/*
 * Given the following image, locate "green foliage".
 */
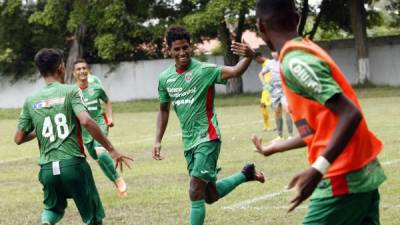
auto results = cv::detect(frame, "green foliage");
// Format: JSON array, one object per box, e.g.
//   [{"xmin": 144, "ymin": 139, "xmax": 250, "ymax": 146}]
[
  {"xmin": 0, "ymin": 0, "xmax": 195, "ymax": 78},
  {"xmin": 211, "ymin": 43, "xmax": 223, "ymax": 55},
  {"xmin": 387, "ymin": 0, "xmax": 400, "ymax": 25},
  {"xmin": 183, "ymin": 0, "xmax": 255, "ymax": 49}
]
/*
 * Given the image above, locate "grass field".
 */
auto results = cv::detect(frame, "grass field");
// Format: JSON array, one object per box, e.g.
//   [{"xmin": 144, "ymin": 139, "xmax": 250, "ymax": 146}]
[{"xmin": 1, "ymin": 87, "xmax": 400, "ymax": 225}]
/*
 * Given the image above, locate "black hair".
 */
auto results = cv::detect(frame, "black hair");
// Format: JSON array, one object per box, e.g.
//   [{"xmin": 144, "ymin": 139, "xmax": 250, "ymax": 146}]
[
  {"xmin": 256, "ymin": 0, "xmax": 299, "ymax": 32},
  {"xmin": 254, "ymin": 51, "xmax": 263, "ymax": 58},
  {"xmin": 34, "ymin": 48, "xmax": 64, "ymax": 77},
  {"xmin": 165, "ymin": 26, "xmax": 191, "ymax": 47}
]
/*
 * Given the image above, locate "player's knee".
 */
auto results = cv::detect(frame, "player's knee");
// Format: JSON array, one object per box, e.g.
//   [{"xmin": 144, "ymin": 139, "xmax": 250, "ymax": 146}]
[
  {"xmin": 204, "ymin": 194, "xmax": 218, "ymax": 204},
  {"xmin": 95, "ymin": 147, "xmax": 106, "ymax": 155},
  {"xmin": 189, "ymin": 186, "xmax": 204, "ymax": 201},
  {"xmin": 204, "ymin": 184, "xmax": 219, "ymax": 204}
]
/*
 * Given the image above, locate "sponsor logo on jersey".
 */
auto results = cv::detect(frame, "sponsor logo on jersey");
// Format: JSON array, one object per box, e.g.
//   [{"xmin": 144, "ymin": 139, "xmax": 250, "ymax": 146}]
[
  {"xmin": 33, "ymin": 97, "xmax": 65, "ymax": 109},
  {"xmin": 88, "ymin": 88, "xmax": 95, "ymax": 95},
  {"xmin": 166, "ymin": 78, "xmax": 177, "ymax": 83},
  {"xmin": 185, "ymin": 72, "xmax": 193, "ymax": 83},
  {"xmin": 173, "ymin": 98, "xmax": 194, "ymax": 106},
  {"xmin": 288, "ymin": 58, "xmax": 322, "ymax": 94},
  {"xmin": 202, "ymin": 63, "xmax": 217, "ymax": 68}
]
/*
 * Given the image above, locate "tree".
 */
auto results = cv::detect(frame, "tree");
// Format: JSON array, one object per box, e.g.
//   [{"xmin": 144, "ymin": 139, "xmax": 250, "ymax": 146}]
[
  {"xmin": 303, "ymin": 0, "xmax": 385, "ymax": 84},
  {"xmin": 387, "ymin": 0, "xmax": 400, "ymax": 25},
  {"xmin": 0, "ymin": 0, "xmax": 67, "ymax": 79},
  {"xmin": 350, "ymin": 0, "xmax": 370, "ymax": 84},
  {"xmin": 184, "ymin": 0, "xmax": 256, "ymax": 94},
  {"xmin": 1, "ymin": 0, "xmax": 193, "ymax": 80}
]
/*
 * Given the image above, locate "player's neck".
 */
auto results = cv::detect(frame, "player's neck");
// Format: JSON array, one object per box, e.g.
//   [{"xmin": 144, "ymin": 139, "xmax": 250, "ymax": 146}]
[
  {"xmin": 44, "ymin": 74, "xmax": 64, "ymax": 84},
  {"xmin": 77, "ymin": 80, "xmax": 88, "ymax": 89},
  {"xmin": 175, "ymin": 59, "xmax": 191, "ymax": 74},
  {"xmin": 270, "ymin": 31, "xmax": 300, "ymax": 53}
]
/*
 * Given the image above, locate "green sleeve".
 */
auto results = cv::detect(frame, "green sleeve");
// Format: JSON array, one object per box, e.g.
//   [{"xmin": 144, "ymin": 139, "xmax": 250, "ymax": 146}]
[
  {"xmin": 99, "ymin": 87, "xmax": 109, "ymax": 103},
  {"xmin": 158, "ymin": 75, "xmax": 170, "ymax": 103},
  {"xmin": 281, "ymin": 50, "xmax": 342, "ymax": 104},
  {"xmin": 17, "ymin": 100, "xmax": 34, "ymax": 132},
  {"xmin": 71, "ymin": 87, "xmax": 88, "ymax": 115},
  {"xmin": 202, "ymin": 64, "xmax": 225, "ymax": 85}
]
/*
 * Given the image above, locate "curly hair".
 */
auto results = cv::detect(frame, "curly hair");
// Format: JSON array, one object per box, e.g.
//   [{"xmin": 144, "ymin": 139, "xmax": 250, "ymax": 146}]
[{"xmin": 165, "ymin": 25, "xmax": 191, "ymax": 47}]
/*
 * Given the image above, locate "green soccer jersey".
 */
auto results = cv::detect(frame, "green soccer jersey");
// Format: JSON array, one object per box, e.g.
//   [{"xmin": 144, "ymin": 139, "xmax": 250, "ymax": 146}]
[
  {"xmin": 88, "ymin": 74, "xmax": 103, "ymax": 86},
  {"xmin": 281, "ymin": 37, "xmax": 386, "ymax": 197},
  {"xmin": 17, "ymin": 82, "xmax": 88, "ymax": 165},
  {"xmin": 79, "ymin": 82, "xmax": 109, "ymax": 144},
  {"xmin": 158, "ymin": 59, "xmax": 225, "ymax": 150}
]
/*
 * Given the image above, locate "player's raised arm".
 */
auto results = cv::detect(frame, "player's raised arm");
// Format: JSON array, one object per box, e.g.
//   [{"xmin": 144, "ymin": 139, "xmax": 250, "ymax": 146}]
[
  {"xmin": 77, "ymin": 111, "xmax": 133, "ymax": 172},
  {"xmin": 220, "ymin": 42, "xmax": 255, "ymax": 80},
  {"xmin": 153, "ymin": 102, "xmax": 171, "ymax": 160}
]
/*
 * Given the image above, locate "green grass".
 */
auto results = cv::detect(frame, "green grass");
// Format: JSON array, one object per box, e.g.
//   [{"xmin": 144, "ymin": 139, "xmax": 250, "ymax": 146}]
[
  {"xmin": 1, "ymin": 88, "xmax": 400, "ymax": 224},
  {"xmin": 2, "ymin": 86, "xmax": 400, "ymax": 120}
]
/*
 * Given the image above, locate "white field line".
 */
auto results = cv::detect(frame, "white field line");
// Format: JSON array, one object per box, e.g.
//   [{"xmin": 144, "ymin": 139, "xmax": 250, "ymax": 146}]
[
  {"xmin": 381, "ymin": 159, "xmax": 400, "ymax": 165},
  {"xmin": 223, "ymin": 188, "xmax": 293, "ymax": 210},
  {"xmin": 222, "ymin": 159, "xmax": 400, "ymax": 210}
]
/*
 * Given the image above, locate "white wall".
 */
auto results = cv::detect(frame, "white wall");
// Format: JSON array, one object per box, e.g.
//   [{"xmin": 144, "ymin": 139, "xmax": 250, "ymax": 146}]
[{"xmin": 1, "ymin": 36, "xmax": 400, "ymax": 108}]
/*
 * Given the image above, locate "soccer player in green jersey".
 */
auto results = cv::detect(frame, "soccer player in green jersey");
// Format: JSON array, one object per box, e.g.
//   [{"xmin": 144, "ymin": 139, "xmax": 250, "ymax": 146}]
[
  {"xmin": 14, "ymin": 48, "xmax": 132, "ymax": 225},
  {"xmin": 252, "ymin": 0, "xmax": 385, "ymax": 224},
  {"xmin": 153, "ymin": 26, "xmax": 265, "ymax": 225},
  {"xmin": 73, "ymin": 58, "xmax": 127, "ymax": 197}
]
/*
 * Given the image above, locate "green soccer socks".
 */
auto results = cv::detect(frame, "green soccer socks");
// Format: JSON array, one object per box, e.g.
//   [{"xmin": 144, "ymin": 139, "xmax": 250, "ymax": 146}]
[
  {"xmin": 41, "ymin": 209, "xmax": 64, "ymax": 225},
  {"xmin": 190, "ymin": 200, "xmax": 206, "ymax": 225},
  {"xmin": 216, "ymin": 172, "xmax": 247, "ymax": 199},
  {"xmin": 97, "ymin": 151, "xmax": 119, "ymax": 182}
]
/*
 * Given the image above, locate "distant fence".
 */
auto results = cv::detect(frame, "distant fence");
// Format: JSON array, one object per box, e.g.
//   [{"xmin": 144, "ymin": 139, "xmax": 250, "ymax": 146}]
[{"xmin": 1, "ymin": 35, "xmax": 399, "ymax": 108}]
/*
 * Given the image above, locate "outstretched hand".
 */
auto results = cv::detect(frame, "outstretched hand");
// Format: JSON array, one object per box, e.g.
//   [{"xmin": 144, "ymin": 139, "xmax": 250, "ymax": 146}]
[
  {"xmin": 231, "ymin": 41, "xmax": 255, "ymax": 58},
  {"xmin": 287, "ymin": 167, "xmax": 322, "ymax": 212},
  {"xmin": 251, "ymin": 135, "xmax": 279, "ymax": 156},
  {"xmin": 109, "ymin": 149, "xmax": 134, "ymax": 173}
]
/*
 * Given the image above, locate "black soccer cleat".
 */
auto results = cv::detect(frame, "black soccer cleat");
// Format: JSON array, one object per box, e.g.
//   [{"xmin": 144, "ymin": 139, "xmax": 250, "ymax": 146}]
[{"xmin": 241, "ymin": 163, "xmax": 265, "ymax": 183}]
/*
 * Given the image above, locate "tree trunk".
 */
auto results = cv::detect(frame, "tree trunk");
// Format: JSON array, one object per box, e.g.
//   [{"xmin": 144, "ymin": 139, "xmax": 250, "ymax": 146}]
[
  {"xmin": 65, "ymin": 24, "xmax": 87, "ymax": 84},
  {"xmin": 350, "ymin": 0, "xmax": 370, "ymax": 84},
  {"xmin": 298, "ymin": 0, "xmax": 309, "ymax": 36},
  {"xmin": 223, "ymin": 3, "xmax": 247, "ymax": 95}
]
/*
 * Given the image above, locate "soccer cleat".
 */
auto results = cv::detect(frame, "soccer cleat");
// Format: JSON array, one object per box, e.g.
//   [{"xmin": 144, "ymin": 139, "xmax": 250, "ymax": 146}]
[
  {"xmin": 241, "ymin": 163, "xmax": 265, "ymax": 183},
  {"xmin": 114, "ymin": 177, "xmax": 128, "ymax": 197}
]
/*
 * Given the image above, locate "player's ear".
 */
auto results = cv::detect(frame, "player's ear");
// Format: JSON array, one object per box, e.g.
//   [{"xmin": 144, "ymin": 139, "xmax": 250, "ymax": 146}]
[{"xmin": 57, "ymin": 63, "xmax": 65, "ymax": 77}]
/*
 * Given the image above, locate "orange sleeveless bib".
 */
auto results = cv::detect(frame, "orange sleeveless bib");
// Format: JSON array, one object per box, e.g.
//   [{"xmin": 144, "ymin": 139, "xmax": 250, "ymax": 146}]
[{"xmin": 279, "ymin": 38, "xmax": 382, "ymax": 178}]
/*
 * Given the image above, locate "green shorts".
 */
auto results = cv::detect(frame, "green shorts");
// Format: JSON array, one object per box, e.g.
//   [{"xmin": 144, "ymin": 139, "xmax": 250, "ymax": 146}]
[
  {"xmin": 303, "ymin": 189, "xmax": 380, "ymax": 225},
  {"xmin": 39, "ymin": 157, "xmax": 105, "ymax": 225},
  {"xmin": 184, "ymin": 140, "xmax": 221, "ymax": 183}
]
